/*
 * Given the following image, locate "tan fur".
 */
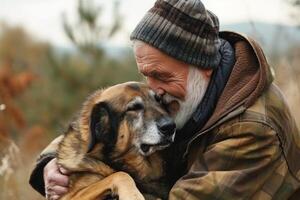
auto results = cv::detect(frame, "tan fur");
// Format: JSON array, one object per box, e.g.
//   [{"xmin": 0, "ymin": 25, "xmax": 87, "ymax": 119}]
[{"xmin": 56, "ymin": 82, "xmax": 172, "ymax": 200}]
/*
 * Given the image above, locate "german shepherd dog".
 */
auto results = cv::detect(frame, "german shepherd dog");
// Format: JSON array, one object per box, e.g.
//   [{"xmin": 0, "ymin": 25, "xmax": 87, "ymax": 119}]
[{"xmin": 56, "ymin": 82, "xmax": 176, "ymax": 200}]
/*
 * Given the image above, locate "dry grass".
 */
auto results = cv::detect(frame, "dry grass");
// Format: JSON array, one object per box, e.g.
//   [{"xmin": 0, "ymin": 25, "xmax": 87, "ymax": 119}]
[{"xmin": 0, "ymin": 129, "xmax": 50, "ymax": 199}]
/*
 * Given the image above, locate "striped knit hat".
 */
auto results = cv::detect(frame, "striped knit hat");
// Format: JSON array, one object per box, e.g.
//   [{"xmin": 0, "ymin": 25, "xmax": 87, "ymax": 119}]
[{"xmin": 130, "ymin": 0, "xmax": 221, "ymax": 69}]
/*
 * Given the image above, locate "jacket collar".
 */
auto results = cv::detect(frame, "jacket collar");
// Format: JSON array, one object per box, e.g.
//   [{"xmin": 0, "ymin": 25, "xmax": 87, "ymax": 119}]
[
  {"xmin": 202, "ymin": 31, "xmax": 274, "ymax": 131},
  {"xmin": 175, "ymin": 38, "xmax": 235, "ymax": 143},
  {"xmin": 182, "ymin": 31, "xmax": 274, "ymax": 156}
]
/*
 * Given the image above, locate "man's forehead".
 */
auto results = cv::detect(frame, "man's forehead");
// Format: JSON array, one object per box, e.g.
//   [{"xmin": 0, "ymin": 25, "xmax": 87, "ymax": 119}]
[{"xmin": 134, "ymin": 41, "xmax": 163, "ymax": 56}]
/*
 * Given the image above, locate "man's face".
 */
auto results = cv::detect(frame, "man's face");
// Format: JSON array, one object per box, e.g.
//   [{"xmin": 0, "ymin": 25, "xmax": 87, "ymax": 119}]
[
  {"xmin": 134, "ymin": 42, "xmax": 211, "ymax": 129},
  {"xmin": 134, "ymin": 42, "xmax": 189, "ymax": 101}
]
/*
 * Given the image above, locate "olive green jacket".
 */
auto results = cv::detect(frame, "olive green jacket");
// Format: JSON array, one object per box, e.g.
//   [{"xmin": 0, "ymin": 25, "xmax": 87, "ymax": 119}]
[
  {"xmin": 168, "ymin": 32, "xmax": 300, "ymax": 200},
  {"xmin": 29, "ymin": 32, "xmax": 300, "ymax": 199}
]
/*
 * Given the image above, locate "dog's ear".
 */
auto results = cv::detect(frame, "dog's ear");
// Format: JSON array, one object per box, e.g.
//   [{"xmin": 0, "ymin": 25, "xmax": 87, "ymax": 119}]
[{"xmin": 87, "ymin": 102, "xmax": 111, "ymax": 153}]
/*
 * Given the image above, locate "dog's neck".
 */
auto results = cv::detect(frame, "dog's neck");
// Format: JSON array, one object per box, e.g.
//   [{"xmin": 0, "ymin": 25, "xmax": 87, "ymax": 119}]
[
  {"xmin": 104, "ymin": 147, "xmax": 165, "ymax": 181},
  {"xmin": 105, "ymin": 150, "xmax": 169, "ymax": 198}
]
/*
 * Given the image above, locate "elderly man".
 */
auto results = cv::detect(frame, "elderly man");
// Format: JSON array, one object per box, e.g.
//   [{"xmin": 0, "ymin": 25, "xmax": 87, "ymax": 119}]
[{"xmin": 30, "ymin": 0, "xmax": 300, "ymax": 199}]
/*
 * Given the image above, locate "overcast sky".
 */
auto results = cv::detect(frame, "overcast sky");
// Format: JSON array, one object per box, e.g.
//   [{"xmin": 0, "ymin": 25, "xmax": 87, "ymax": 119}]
[{"xmin": 0, "ymin": 0, "xmax": 295, "ymax": 46}]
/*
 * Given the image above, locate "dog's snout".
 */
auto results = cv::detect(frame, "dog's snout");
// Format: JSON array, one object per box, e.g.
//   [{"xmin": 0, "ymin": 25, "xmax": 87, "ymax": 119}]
[{"xmin": 157, "ymin": 117, "xmax": 176, "ymax": 136}]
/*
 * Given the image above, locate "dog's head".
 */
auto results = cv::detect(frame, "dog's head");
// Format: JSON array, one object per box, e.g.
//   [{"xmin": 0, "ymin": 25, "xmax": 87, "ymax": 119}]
[{"xmin": 79, "ymin": 82, "xmax": 176, "ymax": 157}]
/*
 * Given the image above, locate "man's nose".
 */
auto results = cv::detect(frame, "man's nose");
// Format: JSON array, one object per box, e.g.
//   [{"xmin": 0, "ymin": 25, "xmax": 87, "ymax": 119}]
[
  {"xmin": 154, "ymin": 89, "xmax": 165, "ymax": 103},
  {"xmin": 146, "ymin": 78, "xmax": 165, "ymax": 95},
  {"xmin": 156, "ymin": 88, "xmax": 165, "ymax": 96}
]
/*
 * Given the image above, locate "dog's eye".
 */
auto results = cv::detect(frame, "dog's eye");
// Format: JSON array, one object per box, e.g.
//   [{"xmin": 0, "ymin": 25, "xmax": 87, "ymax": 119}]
[{"xmin": 127, "ymin": 103, "xmax": 144, "ymax": 112}]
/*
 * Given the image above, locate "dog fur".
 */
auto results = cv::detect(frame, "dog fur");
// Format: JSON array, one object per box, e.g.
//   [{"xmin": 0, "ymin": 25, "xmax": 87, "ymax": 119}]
[{"xmin": 56, "ymin": 82, "xmax": 175, "ymax": 200}]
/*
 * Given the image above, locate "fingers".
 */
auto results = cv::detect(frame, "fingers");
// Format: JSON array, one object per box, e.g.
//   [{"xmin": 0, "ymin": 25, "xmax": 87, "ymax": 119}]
[
  {"xmin": 47, "ymin": 172, "xmax": 69, "ymax": 187},
  {"xmin": 51, "ymin": 195, "xmax": 60, "ymax": 200},
  {"xmin": 45, "ymin": 183, "xmax": 69, "ymax": 200},
  {"xmin": 44, "ymin": 158, "xmax": 59, "ymax": 180},
  {"xmin": 44, "ymin": 158, "xmax": 69, "ymax": 186},
  {"xmin": 46, "ymin": 194, "xmax": 60, "ymax": 200},
  {"xmin": 44, "ymin": 158, "xmax": 69, "ymax": 199},
  {"xmin": 47, "ymin": 185, "xmax": 69, "ymax": 196},
  {"xmin": 58, "ymin": 165, "xmax": 71, "ymax": 175}
]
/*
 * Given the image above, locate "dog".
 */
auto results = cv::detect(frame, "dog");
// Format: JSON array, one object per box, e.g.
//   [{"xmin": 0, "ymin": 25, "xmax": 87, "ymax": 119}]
[{"xmin": 56, "ymin": 82, "xmax": 176, "ymax": 200}]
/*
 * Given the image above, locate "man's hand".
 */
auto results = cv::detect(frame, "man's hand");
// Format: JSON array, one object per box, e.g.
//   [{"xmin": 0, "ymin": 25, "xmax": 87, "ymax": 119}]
[{"xmin": 44, "ymin": 158, "xmax": 69, "ymax": 200}]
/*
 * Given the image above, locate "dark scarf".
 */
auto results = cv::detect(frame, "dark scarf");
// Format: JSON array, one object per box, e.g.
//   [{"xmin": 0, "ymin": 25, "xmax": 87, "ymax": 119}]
[{"xmin": 174, "ymin": 38, "xmax": 236, "ymax": 143}]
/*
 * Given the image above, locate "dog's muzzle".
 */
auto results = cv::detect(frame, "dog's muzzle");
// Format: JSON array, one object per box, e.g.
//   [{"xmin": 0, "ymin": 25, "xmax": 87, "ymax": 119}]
[
  {"xmin": 140, "ymin": 117, "xmax": 176, "ymax": 155},
  {"xmin": 157, "ymin": 117, "xmax": 176, "ymax": 137}
]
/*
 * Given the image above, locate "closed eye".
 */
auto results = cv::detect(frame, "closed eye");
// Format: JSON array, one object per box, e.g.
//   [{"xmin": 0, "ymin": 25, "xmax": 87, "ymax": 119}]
[{"xmin": 127, "ymin": 103, "xmax": 144, "ymax": 112}]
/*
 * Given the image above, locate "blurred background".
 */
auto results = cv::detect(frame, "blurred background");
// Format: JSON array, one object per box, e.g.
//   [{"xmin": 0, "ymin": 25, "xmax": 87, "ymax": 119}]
[{"xmin": 0, "ymin": 0, "xmax": 299, "ymax": 199}]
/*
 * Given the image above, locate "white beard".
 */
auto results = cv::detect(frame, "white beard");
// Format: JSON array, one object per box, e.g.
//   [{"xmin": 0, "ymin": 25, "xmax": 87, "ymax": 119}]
[{"xmin": 162, "ymin": 66, "xmax": 210, "ymax": 129}]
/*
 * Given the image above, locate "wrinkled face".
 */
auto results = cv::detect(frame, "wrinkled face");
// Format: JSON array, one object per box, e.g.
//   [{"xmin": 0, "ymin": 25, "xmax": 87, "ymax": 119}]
[
  {"xmin": 85, "ymin": 82, "xmax": 176, "ymax": 157},
  {"xmin": 134, "ymin": 41, "xmax": 189, "ymax": 101},
  {"xmin": 134, "ymin": 41, "xmax": 211, "ymax": 129}
]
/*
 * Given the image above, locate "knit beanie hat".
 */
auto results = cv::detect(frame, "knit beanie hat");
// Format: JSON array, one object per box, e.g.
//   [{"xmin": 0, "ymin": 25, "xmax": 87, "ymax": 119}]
[{"xmin": 130, "ymin": 0, "xmax": 221, "ymax": 69}]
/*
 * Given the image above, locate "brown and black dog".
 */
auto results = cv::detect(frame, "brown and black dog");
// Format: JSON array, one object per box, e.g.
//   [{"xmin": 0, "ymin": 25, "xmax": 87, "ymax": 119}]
[{"xmin": 56, "ymin": 82, "xmax": 176, "ymax": 200}]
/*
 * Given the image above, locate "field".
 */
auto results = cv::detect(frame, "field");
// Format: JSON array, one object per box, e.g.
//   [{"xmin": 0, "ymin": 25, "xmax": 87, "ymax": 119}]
[{"xmin": 1, "ymin": 1, "xmax": 300, "ymax": 198}]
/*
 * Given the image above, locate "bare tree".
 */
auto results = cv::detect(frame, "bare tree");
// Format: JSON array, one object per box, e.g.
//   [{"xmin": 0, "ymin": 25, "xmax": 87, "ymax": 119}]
[
  {"xmin": 63, "ymin": 0, "xmax": 122, "ymax": 61},
  {"xmin": 288, "ymin": 0, "xmax": 300, "ymax": 26}
]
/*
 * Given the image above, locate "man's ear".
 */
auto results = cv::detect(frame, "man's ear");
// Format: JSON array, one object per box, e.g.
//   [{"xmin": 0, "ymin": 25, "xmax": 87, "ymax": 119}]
[
  {"xmin": 204, "ymin": 69, "xmax": 213, "ymax": 78},
  {"xmin": 87, "ymin": 102, "xmax": 111, "ymax": 153},
  {"xmin": 199, "ymin": 68, "xmax": 213, "ymax": 79}
]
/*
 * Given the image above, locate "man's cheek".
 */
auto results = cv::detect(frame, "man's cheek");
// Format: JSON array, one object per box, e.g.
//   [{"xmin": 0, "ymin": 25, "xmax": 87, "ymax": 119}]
[
  {"xmin": 168, "ymin": 87, "xmax": 185, "ymax": 100},
  {"xmin": 167, "ymin": 100, "xmax": 180, "ymax": 117},
  {"xmin": 146, "ymin": 78, "xmax": 158, "ymax": 90}
]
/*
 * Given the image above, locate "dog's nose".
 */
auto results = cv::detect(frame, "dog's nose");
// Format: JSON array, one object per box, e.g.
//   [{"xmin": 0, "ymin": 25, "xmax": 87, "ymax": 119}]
[{"xmin": 157, "ymin": 117, "xmax": 176, "ymax": 136}]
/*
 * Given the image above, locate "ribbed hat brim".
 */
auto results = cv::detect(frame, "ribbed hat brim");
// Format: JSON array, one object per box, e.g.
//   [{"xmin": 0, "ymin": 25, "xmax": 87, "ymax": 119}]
[{"xmin": 130, "ymin": 0, "xmax": 221, "ymax": 69}]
